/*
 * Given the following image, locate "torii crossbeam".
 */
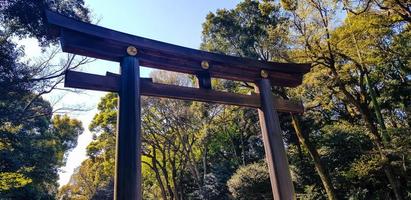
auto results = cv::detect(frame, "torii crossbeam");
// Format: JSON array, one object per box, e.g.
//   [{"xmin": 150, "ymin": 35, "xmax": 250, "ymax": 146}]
[{"xmin": 46, "ymin": 10, "xmax": 311, "ymax": 200}]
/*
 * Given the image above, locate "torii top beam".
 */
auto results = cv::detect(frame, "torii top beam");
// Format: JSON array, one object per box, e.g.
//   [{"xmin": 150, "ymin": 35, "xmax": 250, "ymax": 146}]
[{"xmin": 45, "ymin": 10, "xmax": 311, "ymax": 87}]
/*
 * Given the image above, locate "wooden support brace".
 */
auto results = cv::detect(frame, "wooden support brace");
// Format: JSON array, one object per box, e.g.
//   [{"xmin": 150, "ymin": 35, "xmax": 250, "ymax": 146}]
[
  {"xmin": 64, "ymin": 70, "xmax": 304, "ymax": 113},
  {"xmin": 196, "ymin": 72, "xmax": 212, "ymax": 89}
]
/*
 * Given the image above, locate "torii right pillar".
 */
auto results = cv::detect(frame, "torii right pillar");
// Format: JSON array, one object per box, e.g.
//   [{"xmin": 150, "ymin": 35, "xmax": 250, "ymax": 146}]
[{"xmin": 256, "ymin": 77, "xmax": 295, "ymax": 200}]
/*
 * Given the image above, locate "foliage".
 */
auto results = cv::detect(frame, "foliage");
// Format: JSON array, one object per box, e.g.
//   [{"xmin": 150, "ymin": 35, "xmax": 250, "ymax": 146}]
[
  {"xmin": 1, "ymin": 0, "xmax": 89, "ymax": 45},
  {"xmin": 0, "ymin": 111, "xmax": 83, "ymax": 198},
  {"xmin": 0, "ymin": 0, "xmax": 89, "ymax": 198},
  {"xmin": 227, "ymin": 162, "xmax": 272, "ymax": 200},
  {"xmin": 0, "ymin": 172, "xmax": 32, "ymax": 191},
  {"xmin": 201, "ymin": 0, "xmax": 289, "ymax": 61},
  {"xmin": 0, "ymin": 38, "xmax": 85, "ymax": 198}
]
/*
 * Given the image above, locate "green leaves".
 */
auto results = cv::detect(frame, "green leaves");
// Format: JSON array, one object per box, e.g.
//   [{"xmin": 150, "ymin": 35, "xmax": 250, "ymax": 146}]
[
  {"xmin": 52, "ymin": 115, "xmax": 83, "ymax": 153},
  {"xmin": 0, "ymin": 172, "xmax": 32, "ymax": 191},
  {"xmin": 1, "ymin": 0, "xmax": 90, "ymax": 46},
  {"xmin": 201, "ymin": 0, "xmax": 285, "ymax": 61},
  {"xmin": 227, "ymin": 162, "xmax": 272, "ymax": 200}
]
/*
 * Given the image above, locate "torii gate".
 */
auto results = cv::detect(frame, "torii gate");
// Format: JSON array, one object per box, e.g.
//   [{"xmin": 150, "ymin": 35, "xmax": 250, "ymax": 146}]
[{"xmin": 46, "ymin": 10, "xmax": 310, "ymax": 200}]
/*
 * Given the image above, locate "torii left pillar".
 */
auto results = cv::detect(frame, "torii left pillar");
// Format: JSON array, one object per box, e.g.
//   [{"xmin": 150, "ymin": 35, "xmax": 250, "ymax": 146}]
[{"xmin": 114, "ymin": 46, "xmax": 141, "ymax": 200}]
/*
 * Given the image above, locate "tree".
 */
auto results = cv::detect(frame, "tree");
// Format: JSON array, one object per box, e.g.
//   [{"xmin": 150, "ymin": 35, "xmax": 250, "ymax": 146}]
[
  {"xmin": 0, "ymin": 111, "xmax": 83, "ymax": 199},
  {"xmin": 341, "ymin": 0, "xmax": 411, "ymax": 23},
  {"xmin": 0, "ymin": 0, "xmax": 89, "ymax": 198},
  {"xmin": 58, "ymin": 92, "xmax": 117, "ymax": 199},
  {"xmin": 0, "ymin": 35, "xmax": 87, "ymax": 199},
  {"xmin": 58, "ymin": 159, "xmax": 113, "ymax": 200},
  {"xmin": 1, "ymin": 0, "xmax": 89, "ymax": 45},
  {"xmin": 285, "ymin": 0, "xmax": 410, "ymax": 198}
]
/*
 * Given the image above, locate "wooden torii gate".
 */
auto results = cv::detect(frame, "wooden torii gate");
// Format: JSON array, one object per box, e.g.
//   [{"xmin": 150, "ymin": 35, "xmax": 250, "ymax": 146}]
[{"xmin": 46, "ymin": 10, "xmax": 311, "ymax": 200}]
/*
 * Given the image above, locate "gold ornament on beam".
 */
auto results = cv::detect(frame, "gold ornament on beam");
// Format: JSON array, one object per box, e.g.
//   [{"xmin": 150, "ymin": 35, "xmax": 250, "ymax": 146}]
[
  {"xmin": 201, "ymin": 61, "xmax": 210, "ymax": 70},
  {"xmin": 126, "ymin": 46, "xmax": 138, "ymax": 56},
  {"xmin": 260, "ymin": 70, "xmax": 269, "ymax": 78}
]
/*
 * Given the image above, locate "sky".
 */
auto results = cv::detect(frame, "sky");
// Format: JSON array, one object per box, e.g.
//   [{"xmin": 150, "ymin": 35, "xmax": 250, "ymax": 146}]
[{"xmin": 22, "ymin": 0, "xmax": 242, "ymax": 187}]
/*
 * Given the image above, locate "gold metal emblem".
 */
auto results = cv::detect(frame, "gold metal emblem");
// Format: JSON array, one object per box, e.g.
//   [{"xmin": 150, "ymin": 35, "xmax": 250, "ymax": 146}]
[
  {"xmin": 260, "ymin": 70, "xmax": 269, "ymax": 78},
  {"xmin": 126, "ymin": 46, "xmax": 138, "ymax": 56},
  {"xmin": 201, "ymin": 61, "xmax": 210, "ymax": 70}
]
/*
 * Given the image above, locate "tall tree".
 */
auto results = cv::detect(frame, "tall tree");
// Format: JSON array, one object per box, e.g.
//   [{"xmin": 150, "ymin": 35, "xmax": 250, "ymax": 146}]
[
  {"xmin": 0, "ymin": 0, "xmax": 90, "ymax": 198},
  {"xmin": 285, "ymin": 0, "xmax": 410, "ymax": 198},
  {"xmin": 0, "ymin": 112, "xmax": 83, "ymax": 198}
]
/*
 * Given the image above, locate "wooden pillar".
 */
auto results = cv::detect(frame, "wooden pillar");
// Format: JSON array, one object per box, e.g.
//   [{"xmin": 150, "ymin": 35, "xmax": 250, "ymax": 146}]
[
  {"xmin": 115, "ymin": 56, "xmax": 141, "ymax": 200},
  {"xmin": 256, "ymin": 78, "xmax": 295, "ymax": 200}
]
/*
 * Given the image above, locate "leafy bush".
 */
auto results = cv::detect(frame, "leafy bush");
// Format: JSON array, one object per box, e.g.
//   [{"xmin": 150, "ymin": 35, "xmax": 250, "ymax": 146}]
[{"xmin": 227, "ymin": 162, "xmax": 272, "ymax": 200}]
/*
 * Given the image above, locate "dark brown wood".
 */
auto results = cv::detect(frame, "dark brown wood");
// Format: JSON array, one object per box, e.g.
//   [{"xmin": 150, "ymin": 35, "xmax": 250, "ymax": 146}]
[
  {"xmin": 59, "ymin": 28, "xmax": 302, "ymax": 87},
  {"xmin": 64, "ymin": 71, "xmax": 118, "ymax": 92},
  {"xmin": 115, "ymin": 56, "xmax": 141, "ymax": 200},
  {"xmin": 256, "ymin": 79, "xmax": 295, "ymax": 200},
  {"xmin": 46, "ymin": 10, "xmax": 311, "ymax": 87},
  {"xmin": 196, "ymin": 72, "xmax": 212, "ymax": 89},
  {"xmin": 64, "ymin": 70, "xmax": 304, "ymax": 113}
]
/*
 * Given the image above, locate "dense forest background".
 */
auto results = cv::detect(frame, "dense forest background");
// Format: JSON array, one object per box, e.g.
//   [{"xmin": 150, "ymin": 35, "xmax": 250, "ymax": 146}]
[{"xmin": 0, "ymin": 0, "xmax": 410, "ymax": 199}]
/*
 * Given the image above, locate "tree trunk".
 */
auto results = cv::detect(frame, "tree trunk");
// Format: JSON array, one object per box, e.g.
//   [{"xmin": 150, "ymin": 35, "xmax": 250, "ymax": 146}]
[
  {"xmin": 364, "ymin": 73, "xmax": 390, "ymax": 143},
  {"xmin": 203, "ymin": 143, "xmax": 208, "ymax": 180},
  {"xmin": 151, "ymin": 150, "xmax": 168, "ymax": 200},
  {"xmin": 275, "ymin": 88, "xmax": 338, "ymax": 200},
  {"xmin": 360, "ymin": 109, "xmax": 403, "ymax": 200},
  {"xmin": 348, "ymin": 19, "xmax": 390, "ymax": 144},
  {"xmin": 291, "ymin": 114, "xmax": 339, "ymax": 200}
]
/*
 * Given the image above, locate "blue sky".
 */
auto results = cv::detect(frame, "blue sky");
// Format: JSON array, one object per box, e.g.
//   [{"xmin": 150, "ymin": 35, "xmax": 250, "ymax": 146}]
[
  {"xmin": 87, "ymin": 0, "xmax": 240, "ymax": 47},
  {"xmin": 47, "ymin": 0, "xmax": 241, "ymax": 186}
]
